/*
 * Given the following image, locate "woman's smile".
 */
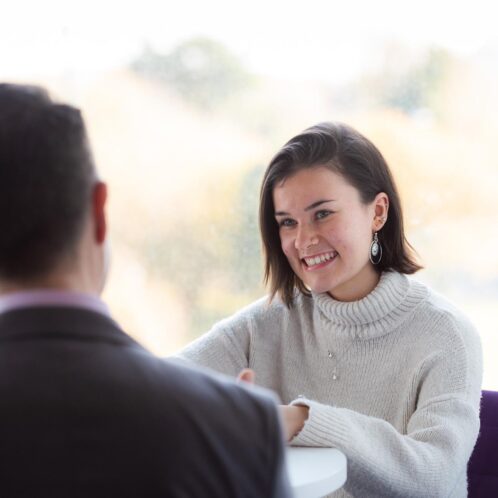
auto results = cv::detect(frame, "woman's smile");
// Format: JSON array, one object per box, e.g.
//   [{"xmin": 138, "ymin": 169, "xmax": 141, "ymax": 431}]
[{"xmin": 302, "ymin": 250, "xmax": 338, "ymax": 270}]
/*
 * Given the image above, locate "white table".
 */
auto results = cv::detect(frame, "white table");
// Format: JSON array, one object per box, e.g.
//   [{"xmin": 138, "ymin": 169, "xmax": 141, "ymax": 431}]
[{"xmin": 286, "ymin": 447, "xmax": 347, "ymax": 498}]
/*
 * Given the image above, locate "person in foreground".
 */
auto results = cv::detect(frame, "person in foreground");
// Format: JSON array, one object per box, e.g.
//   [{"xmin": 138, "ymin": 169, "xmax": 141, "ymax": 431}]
[
  {"xmin": 0, "ymin": 83, "xmax": 291, "ymax": 498},
  {"xmin": 178, "ymin": 122, "xmax": 483, "ymax": 497}
]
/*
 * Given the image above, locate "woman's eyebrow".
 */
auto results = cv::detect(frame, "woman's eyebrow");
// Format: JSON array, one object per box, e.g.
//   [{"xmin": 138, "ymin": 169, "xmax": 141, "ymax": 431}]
[
  {"xmin": 275, "ymin": 199, "xmax": 335, "ymax": 217},
  {"xmin": 305, "ymin": 199, "xmax": 336, "ymax": 211}
]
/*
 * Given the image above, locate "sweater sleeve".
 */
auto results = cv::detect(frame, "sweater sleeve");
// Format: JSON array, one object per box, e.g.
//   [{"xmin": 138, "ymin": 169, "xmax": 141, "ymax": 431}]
[
  {"xmin": 174, "ymin": 313, "xmax": 252, "ymax": 378},
  {"xmin": 289, "ymin": 320, "xmax": 483, "ymax": 497}
]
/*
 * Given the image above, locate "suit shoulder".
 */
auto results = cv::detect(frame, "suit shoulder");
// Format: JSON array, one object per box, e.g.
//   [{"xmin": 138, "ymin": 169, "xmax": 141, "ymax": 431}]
[{"xmin": 142, "ymin": 353, "xmax": 277, "ymax": 412}]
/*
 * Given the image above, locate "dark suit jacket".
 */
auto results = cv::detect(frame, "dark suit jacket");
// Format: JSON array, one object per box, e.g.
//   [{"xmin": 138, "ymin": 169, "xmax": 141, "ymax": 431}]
[{"xmin": 0, "ymin": 306, "xmax": 291, "ymax": 498}]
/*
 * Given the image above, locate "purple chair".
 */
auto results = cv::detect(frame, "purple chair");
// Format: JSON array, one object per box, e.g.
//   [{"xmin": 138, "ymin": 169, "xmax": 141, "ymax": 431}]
[{"xmin": 468, "ymin": 390, "xmax": 498, "ymax": 497}]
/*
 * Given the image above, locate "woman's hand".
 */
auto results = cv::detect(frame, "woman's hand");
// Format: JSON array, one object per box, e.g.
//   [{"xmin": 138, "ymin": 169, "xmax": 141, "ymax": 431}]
[
  {"xmin": 279, "ymin": 404, "xmax": 309, "ymax": 442},
  {"xmin": 237, "ymin": 368, "xmax": 256, "ymax": 384}
]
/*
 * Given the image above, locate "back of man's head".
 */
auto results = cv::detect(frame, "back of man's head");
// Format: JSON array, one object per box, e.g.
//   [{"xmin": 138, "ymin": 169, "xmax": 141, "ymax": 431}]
[{"xmin": 0, "ymin": 84, "xmax": 96, "ymax": 282}]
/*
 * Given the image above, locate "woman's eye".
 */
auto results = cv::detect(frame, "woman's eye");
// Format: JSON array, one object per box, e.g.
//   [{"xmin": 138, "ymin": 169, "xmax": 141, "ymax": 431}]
[
  {"xmin": 315, "ymin": 210, "xmax": 332, "ymax": 220},
  {"xmin": 279, "ymin": 218, "xmax": 296, "ymax": 227}
]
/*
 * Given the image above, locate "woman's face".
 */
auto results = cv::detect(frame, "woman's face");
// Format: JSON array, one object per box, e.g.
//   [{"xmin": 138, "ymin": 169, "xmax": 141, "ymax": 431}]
[{"xmin": 272, "ymin": 166, "xmax": 387, "ymax": 301}]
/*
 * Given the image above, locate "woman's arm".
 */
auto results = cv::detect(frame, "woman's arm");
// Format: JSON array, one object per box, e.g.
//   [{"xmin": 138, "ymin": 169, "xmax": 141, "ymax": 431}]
[
  {"xmin": 290, "ymin": 394, "xmax": 478, "ymax": 497},
  {"xmin": 175, "ymin": 313, "xmax": 252, "ymax": 377},
  {"xmin": 285, "ymin": 329, "xmax": 483, "ymax": 498}
]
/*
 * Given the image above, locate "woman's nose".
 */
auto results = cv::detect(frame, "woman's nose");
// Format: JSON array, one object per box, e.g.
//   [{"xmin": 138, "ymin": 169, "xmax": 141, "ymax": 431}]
[{"xmin": 294, "ymin": 224, "xmax": 319, "ymax": 252}]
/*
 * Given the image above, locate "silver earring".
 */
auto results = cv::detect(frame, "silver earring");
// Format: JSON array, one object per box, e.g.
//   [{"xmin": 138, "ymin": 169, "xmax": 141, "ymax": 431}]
[{"xmin": 369, "ymin": 232, "xmax": 382, "ymax": 265}]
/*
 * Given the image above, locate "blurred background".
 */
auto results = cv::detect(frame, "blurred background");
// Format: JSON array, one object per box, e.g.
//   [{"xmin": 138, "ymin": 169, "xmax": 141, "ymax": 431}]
[{"xmin": 2, "ymin": 0, "xmax": 497, "ymax": 388}]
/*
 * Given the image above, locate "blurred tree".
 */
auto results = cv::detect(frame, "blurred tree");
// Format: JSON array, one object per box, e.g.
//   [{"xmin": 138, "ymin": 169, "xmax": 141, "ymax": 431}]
[
  {"xmin": 338, "ymin": 45, "xmax": 453, "ymax": 118},
  {"xmin": 140, "ymin": 164, "xmax": 266, "ymax": 338},
  {"xmin": 227, "ymin": 165, "xmax": 265, "ymax": 292},
  {"xmin": 132, "ymin": 37, "xmax": 253, "ymax": 110},
  {"xmin": 383, "ymin": 47, "xmax": 452, "ymax": 114},
  {"xmin": 142, "ymin": 220, "xmax": 226, "ymax": 338}
]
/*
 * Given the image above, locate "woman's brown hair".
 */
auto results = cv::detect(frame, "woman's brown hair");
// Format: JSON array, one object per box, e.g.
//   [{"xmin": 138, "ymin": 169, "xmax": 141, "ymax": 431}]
[{"xmin": 259, "ymin": 122, "xmax": 422, "ymax": 307}]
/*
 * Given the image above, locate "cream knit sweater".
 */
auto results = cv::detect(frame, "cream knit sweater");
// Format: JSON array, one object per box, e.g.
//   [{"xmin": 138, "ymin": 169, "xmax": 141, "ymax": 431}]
[{"xmin": 177, "ymin": 271, "xmax": 482, "ymax": 497}]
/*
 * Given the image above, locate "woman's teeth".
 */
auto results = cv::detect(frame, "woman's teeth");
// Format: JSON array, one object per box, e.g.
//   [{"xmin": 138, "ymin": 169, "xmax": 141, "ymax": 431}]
[{"xmin": 304, "ymin": 251, "xmax": 336, "ymax": 267}]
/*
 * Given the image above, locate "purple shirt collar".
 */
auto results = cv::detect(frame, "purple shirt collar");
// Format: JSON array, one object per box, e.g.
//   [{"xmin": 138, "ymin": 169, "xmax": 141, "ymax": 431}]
[{"xmin": 0, "ymin": 289, "xmax": 111, "ymax": 318}]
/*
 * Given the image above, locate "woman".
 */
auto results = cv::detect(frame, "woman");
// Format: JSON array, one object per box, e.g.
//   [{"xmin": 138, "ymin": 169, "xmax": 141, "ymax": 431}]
[{"xmin": 178, "ymin": 122, "xmax": 482, "ymax": 497}]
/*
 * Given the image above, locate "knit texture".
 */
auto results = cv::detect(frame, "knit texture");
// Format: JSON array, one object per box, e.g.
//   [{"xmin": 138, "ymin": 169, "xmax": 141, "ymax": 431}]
[{"xmin": 177, "ymin": 271, "xmax": 483, "ymax": 497}]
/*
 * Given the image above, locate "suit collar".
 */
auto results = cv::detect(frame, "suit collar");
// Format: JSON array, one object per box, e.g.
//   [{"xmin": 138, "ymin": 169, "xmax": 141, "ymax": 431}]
[
  {"xmin": 0, "ymin": 306, "xmax": 143, "ymax": 350},
  {"xmin": 0, "ymin": 289, "xmax": 110, "ymax": 317}
]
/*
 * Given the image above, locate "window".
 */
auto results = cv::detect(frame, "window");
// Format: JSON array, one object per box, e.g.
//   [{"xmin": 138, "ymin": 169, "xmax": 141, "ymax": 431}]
[{"xmin": 4, "ymin": 0, "xmax": 497, "ymax": 388}]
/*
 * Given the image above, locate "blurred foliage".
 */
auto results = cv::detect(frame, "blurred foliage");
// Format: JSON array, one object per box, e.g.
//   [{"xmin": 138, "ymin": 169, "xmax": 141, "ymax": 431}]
[
  {"xmin": 131, "ymin": 37, "xmax": 254, "ymax": 110},
  {"xmin": 342, "ymin": 46, "xmax": 454, "ymax": 118},
  {"xmin": 227, "ymin": 165, "xmax": 265, "ymax": 291},
  {"xmin": 140, "ymin": 165, "xmax": 265, "ymax": 338},
  {"xmin": 382, "ymin": 48, "xmax": 452, "ymax": 115}
]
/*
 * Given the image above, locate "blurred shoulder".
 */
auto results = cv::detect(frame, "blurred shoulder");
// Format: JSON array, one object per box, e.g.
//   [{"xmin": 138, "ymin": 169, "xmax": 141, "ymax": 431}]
[{"xmin": 151, "ymin": 353, "xmax": 279, "ymax": 415}]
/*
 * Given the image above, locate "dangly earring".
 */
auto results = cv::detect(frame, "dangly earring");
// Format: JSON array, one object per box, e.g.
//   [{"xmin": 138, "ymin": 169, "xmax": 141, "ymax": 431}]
[{"xmin": 369, "ymin": 232, "xmax": 382, "ymax": 265}]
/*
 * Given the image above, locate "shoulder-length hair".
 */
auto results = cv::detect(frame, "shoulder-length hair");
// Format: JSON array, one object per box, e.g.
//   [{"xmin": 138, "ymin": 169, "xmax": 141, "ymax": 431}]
[{"xmin": 259, "ymin": 121, "xmax": 422, "ymax": 307}]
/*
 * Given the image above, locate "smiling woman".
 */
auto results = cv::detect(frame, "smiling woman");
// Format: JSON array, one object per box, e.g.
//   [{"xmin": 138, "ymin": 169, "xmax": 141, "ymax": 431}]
[{"xmin": 178, "ymin": 122, "xmax": 483, "ymax": 497}]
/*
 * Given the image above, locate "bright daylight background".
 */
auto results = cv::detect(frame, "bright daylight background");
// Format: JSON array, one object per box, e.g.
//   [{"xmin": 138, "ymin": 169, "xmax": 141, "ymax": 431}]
[{"xmin": 2, "ymin": 0, "xmax": 497, "ymax": 388}]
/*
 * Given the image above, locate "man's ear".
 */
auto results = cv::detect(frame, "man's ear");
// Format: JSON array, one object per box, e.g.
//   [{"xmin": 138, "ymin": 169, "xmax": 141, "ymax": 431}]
[{"xmin": 92, "ymin": 182, "xmax": 107, "ymax": 244}]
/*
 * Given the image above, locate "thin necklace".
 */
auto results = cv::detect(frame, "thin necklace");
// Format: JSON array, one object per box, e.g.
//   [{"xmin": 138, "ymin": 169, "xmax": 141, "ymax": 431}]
[{"xmin": 327, "ymin": 341, "xmax": 357, "ymax": 381}]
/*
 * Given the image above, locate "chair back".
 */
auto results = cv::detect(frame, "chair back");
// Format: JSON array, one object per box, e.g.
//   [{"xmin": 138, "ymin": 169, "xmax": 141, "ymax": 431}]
[{"xmin": 468, "ymin": 390, "xmax": 498, "ymax": 497}]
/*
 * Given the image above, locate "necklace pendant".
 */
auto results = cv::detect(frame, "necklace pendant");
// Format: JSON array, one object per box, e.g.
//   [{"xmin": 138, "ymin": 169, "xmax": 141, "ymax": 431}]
[
  {"xmin": 332, "ymin": 372, "xmax": 339, "ymax": 381},
  {"xmin": 327, "ymin": 350, "xmax": 333, "ymax": 358}
]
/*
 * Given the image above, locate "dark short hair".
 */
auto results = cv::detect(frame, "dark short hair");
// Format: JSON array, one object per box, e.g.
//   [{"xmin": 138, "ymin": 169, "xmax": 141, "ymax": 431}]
[
  {"xmin": 259, "ymin": 121, "xmax": 422, "ymax": 307},
  {"xmin": 0, "ymin": 83, "xmax": 96, "ymax": 281}
]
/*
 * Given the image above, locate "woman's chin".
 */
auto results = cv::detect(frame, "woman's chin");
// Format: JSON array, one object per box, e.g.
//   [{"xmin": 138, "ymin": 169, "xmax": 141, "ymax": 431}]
[{"xmin": 305, "ymin": 279, "xmax": 340, "ymax": 295}]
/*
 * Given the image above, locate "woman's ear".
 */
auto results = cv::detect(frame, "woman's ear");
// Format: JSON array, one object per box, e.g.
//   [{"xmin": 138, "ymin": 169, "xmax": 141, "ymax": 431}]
[{"xmin": 372, "ymin": 192, "xmax": 389, "ymax": 231}]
